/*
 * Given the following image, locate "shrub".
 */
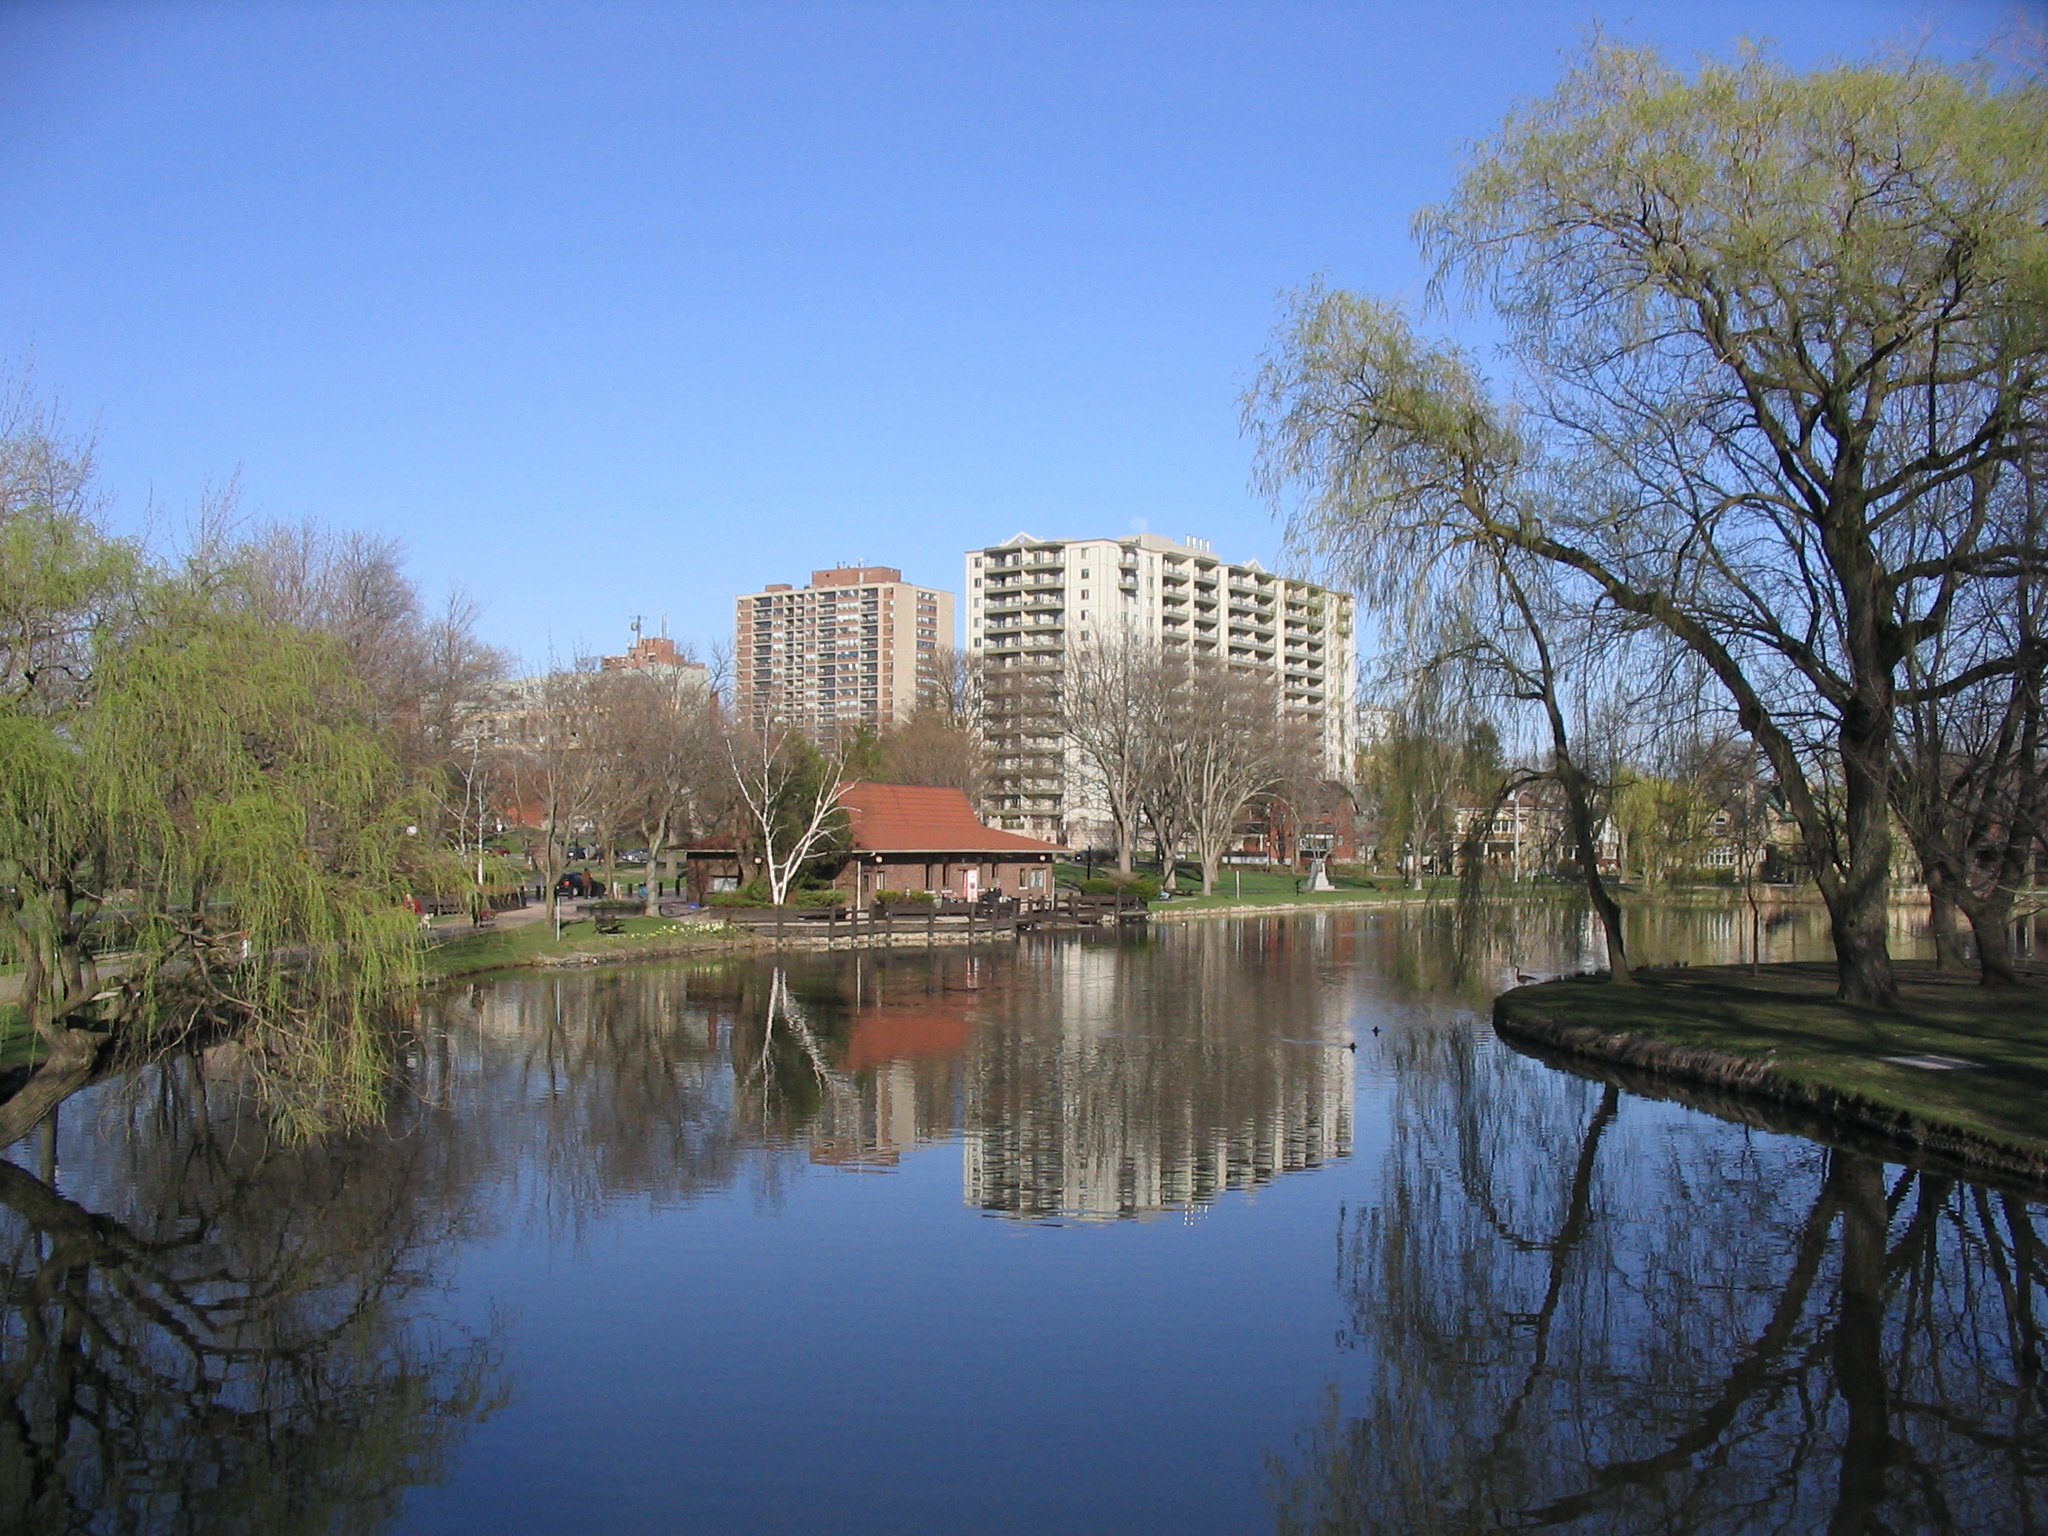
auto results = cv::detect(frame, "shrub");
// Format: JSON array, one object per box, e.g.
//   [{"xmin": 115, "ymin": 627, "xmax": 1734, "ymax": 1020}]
[
  {"xmin": 707, "ymin": 879, "xmax": 844, "ymax": 909},
  {"xmin": 874, "ymin": 888, "xmax": 934, "ymax": 906},
  {"xmin": 708, "ymin": 877, "xmax": 772, "ymax": 907},
  {"xmin": 1079, "ymin": 874, "xmax": 1160, "ymax": 901}
]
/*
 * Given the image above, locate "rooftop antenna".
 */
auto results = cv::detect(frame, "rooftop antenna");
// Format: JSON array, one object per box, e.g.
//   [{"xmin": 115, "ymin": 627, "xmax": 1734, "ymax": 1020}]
[
  {"xmin": 629, "ymin": 614, "xmax": 644, "ymax": 643},
  {"xmin": 660, "ymin": 611, "xmax": 669, "ymax": 636}
]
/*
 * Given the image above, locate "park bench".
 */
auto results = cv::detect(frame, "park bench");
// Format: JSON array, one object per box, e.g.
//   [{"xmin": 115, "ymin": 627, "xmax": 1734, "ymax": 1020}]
[{"xmin": 584, "ymin": 900, "xmax": 643, "ymax": 935}]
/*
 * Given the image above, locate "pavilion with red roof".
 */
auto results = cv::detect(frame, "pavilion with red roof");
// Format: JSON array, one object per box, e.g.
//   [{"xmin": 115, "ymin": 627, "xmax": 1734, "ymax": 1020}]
[{"xmin": 834, "ymin": 782, "xmax": 1065, "ymax": 906}]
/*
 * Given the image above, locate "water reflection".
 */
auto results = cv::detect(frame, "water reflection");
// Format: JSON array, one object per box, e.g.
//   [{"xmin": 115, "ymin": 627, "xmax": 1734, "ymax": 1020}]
[
  {"xmin": 419, "ymin": 930, "xmax": 1365, "ymax": 1221},
  {"xmin": 2, "ymin": 901, "xmax": 2019, "ymax": 1535},
  {"xmin": 0, "ymin": 1060, "xmax": 504, "ymax": 1535},
  {"xmin": 1270, "ymin": 1027, "xmax": 2048, "ymax": 1534},
  {"xmin": 962, "ymin": 932, "xmax": 1354, "ymax": 1220}
]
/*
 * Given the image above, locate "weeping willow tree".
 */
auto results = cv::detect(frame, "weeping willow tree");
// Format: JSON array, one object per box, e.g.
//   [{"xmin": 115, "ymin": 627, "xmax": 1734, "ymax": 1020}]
[
  {"xmin": 1249, "ymin": 43, "xmax": 2048, "ymax": 1007},
  {"xmin": 0, "ymin": 409, "xmax": 423, "ymax": 1145}
]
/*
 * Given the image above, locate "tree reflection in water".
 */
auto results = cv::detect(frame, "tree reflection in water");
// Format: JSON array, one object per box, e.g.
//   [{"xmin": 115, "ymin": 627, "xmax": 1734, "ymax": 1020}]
[
  {"xmin": 1270, "ymin": 1029, "xmax": 2048, "ymax": 1533},
  {"xmin": 0, "ymin": 1054, "xmax": 505, "ymax": 1536}
]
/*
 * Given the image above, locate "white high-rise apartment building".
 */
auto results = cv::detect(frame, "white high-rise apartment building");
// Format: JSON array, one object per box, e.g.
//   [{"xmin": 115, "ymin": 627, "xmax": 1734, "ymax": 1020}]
[
  {"xmin": 964, "ymin": 532, "xmax": 1357, "ymax": 842},
  {"xmin": 734, "ymin": 566, "xmax": 955, "ymax": 746}
]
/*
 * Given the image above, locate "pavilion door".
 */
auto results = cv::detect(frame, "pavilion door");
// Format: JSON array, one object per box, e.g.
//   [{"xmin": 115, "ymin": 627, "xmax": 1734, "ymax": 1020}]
[{"xmin": 963, "ymin": 868, "xmax": 979, "ymax": 902}]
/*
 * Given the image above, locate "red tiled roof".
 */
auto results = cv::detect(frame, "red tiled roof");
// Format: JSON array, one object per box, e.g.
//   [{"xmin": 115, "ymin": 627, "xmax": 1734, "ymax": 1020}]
[{"xmin": 838, "ymin": 782, "xmax": 1066, "ymax": 854}]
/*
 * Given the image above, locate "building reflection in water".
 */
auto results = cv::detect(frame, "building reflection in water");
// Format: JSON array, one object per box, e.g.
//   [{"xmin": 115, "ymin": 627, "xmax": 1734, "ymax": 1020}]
[
  {"xmin": 417, "ymin": 928, "xmax": 1362, "ymax": 1223},
  {"xmin": 9, "ymin": 905, "xmax": 2029, "ymax": 1531},
  {"xmin": 1269, "ymin": 1026, "xmax": 2048, "ymax": 1535},
  {"xmin": 962, "ymin": 932, "xmax": 1354, "ymax": 1220}
]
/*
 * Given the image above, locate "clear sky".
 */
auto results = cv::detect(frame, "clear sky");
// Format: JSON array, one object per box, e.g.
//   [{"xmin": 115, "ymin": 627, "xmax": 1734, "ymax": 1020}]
[{"xmin": 0, "ymin": 1, "xmax": 2029, "ymax": 669}]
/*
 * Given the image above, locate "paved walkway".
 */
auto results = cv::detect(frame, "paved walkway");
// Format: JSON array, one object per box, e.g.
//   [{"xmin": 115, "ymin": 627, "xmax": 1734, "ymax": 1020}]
[{"xmin": 422, "ymin": 900, "xmax": 561, "ymax": 937}]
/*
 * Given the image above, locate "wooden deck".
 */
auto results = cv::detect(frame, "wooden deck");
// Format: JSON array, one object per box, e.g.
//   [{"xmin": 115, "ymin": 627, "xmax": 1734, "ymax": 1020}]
[{"xmin": 712, "ymin": 893, "xmax": 1149, "ymax": 948}]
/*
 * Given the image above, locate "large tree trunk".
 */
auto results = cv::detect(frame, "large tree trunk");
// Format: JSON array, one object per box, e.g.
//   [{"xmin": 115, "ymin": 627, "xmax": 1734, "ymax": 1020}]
[
  {"xmin": 1558, "ymin": 763, "xmax": 1630, "ymax": 983},
  {"xmin": 643, "ymin": 808, "xmax": 671, "ymax": 918},
  {"xmin": 1925, "ymin": 865, "xmax": 1966, "ymax": 971},
  {"xmin": 1830, "ymin": 693, "xmax": 1899, "ymax": 1006},
  {"xmin": 0, "ymin": 1028, "xmax": 103, "ymax": 1149},
  {"xmin": 1954, "ymin": 882, "xmax": 2021, "ymax": 987},
  {"xmin": 1961, "ymin": 790, "xmax": 2042, "ymax": 986}
]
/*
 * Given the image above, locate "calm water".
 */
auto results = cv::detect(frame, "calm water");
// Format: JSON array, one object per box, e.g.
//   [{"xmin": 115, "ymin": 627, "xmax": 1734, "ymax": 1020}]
[{"xmin": 6, "ymin": 901, "xmax": 2044, "ymax": 1535}]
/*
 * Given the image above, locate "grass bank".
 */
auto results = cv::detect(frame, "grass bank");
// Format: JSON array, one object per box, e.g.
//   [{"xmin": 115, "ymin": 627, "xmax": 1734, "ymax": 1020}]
[
  {"xmin": 0, "ymin": 918, "xmax": 754, "ymax": 1077},
  {"xmin": 1495, "ymin": 962, "xmax": 2048, "ymax": 1181},
  {"xmin": 423, "ymin": 914, "xmax": 758, "ymax": 983},
  {"xmin": 1152, "ymin": 889, "xmax": 1424, "ymax": 919}
]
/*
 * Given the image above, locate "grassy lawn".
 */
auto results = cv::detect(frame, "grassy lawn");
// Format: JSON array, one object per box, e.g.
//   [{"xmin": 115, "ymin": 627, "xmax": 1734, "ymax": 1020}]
[
  {"xmin": 423, "ymin": 913, "xmax": 743, "ymax": 981},
  {"xmin": 1158, "ymin": 878, "xmax": 1429, "ymax": 912},
  {"xmin": 1055, "ymin": 861, "xmax": 1440, "ymax": 909},
  {"xmin": 1499, "ymin": 962, "xmax": 2048, "ymax": 1156},
  {"xmin": 0, "ymin": 1005, "xmax": 35, "ymax": 1073},
  {"xmin": 1159, "ymin": 867, "xmax": 1441, "ymax": 911}
]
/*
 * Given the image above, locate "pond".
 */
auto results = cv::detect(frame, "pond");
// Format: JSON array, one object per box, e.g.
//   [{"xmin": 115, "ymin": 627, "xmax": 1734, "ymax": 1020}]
[{"xmin": 5, "ymin": 900, "xmax": 2043, "ymax": 1534}]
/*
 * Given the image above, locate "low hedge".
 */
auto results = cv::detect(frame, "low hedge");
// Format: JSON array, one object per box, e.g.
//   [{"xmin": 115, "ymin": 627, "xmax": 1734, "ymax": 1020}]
[
  {"xmin": 708, "ymin": 886, "xmax": 844, "ymax": 909},
  {"xmin": 1079, "ymin": 875, "xmax": 1161, "ymax": 901}
]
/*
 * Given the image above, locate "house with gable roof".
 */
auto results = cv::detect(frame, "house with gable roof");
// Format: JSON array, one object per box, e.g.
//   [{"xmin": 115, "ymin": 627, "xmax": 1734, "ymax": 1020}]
[{"xmin": 833, "ymin": 782, "xmax": 1065, "ymax": 906}]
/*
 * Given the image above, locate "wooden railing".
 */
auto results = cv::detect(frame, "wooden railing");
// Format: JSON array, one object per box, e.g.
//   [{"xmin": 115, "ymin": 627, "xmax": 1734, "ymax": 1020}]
[{"xmin": 708, "ymin": 891, "xmax": 1150, "ymax": 945}]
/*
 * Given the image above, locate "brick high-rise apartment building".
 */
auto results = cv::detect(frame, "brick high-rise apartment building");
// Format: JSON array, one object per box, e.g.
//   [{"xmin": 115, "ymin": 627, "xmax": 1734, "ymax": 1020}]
[
  {"xmin": 734, "ymin": 566, "xmax": 955, "ymax": 744},
  {"xmin": 964, "ymin": 532, "xmax": 1356, "ymax": 842}
]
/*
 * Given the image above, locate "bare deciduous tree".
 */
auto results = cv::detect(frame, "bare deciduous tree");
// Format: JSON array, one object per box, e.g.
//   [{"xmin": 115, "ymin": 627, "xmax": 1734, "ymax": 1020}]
[
  {"xmin": 1894, "ymin": 463, "xmax": 2048, "ymax": 983},
  {"xmin": 1065, "ymin": 633, "xmax": 1169, "ymax": 874},
  {"xmin": 504, "ymin": 667, "xmax": 611, "ymax": 925},
  {"xmin": 610, "ymin": 663, "xmax": 727, "ymax": 915},
  {"xmin": 1165, "ymin": 659, "xmax": 1312, "ymax": 895},
  {"xmin": 726, "ymin": 721, "xmax": 848, "ymax": 906}
]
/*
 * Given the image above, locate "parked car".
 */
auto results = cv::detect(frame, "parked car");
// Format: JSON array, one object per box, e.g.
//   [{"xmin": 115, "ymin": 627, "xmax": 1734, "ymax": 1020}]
[{"xmin": 555, "ymin": 872, "xmax": 607, "ymax": 897}]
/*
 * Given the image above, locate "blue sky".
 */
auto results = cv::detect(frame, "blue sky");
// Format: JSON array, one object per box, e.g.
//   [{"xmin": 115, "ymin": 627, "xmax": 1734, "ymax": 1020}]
[{"xmin": 0, "ymin": 1, "xmax": 2027, "ymax": 669}]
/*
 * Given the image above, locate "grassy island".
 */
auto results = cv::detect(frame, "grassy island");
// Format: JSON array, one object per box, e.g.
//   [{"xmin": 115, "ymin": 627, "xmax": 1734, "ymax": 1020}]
[{"xmin": 1495, "ymin": 963, "xmax": 2048, "ymax": 1181}]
